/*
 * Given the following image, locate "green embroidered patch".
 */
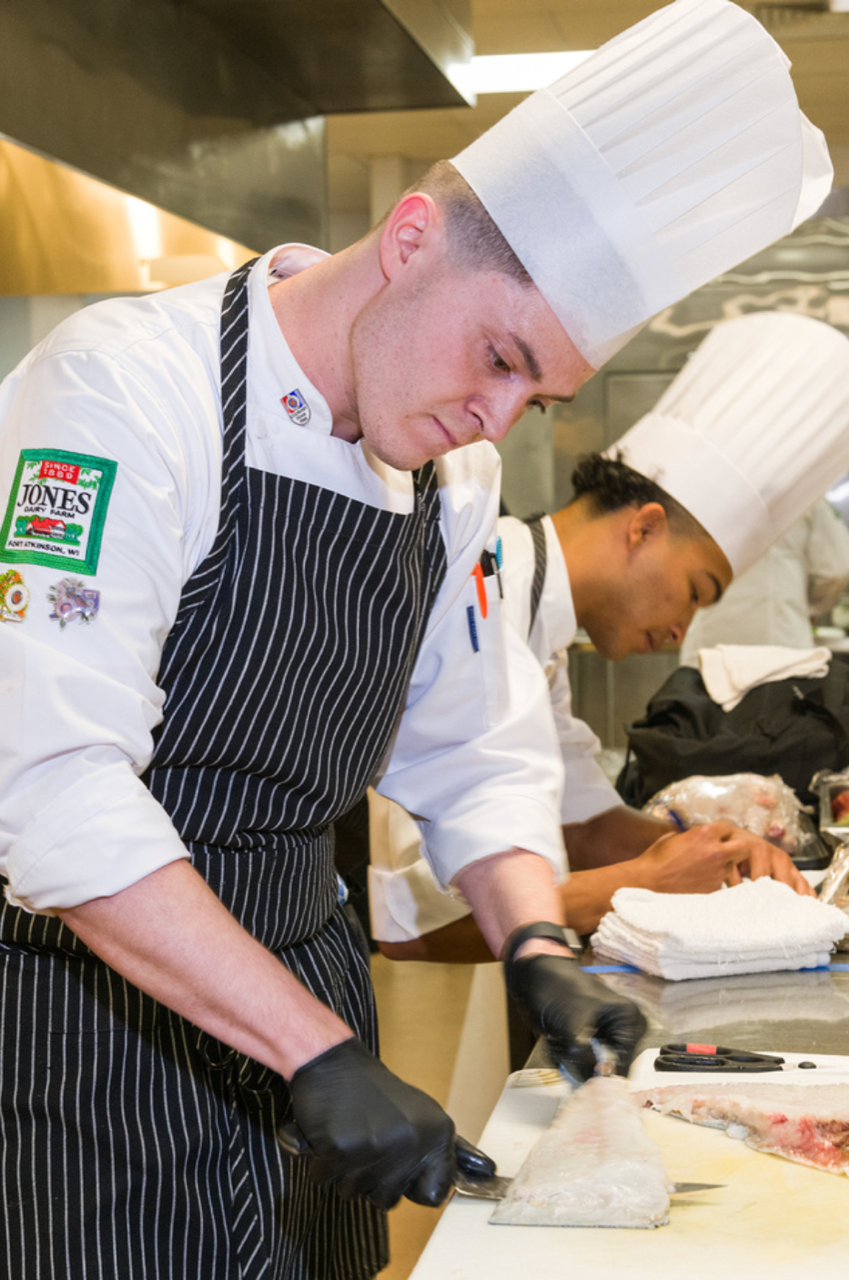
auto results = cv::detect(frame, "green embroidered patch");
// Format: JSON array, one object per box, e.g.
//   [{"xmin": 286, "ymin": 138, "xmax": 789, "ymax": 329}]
[{"xmin": 0, "ymin": 449, "xmax": 117, "ymax": 576}]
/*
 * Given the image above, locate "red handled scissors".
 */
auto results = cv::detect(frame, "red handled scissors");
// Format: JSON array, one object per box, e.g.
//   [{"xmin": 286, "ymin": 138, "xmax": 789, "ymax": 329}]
[{"xmin": 653, "ymin": 1043, "xmax": 817, "ymax": 1073}]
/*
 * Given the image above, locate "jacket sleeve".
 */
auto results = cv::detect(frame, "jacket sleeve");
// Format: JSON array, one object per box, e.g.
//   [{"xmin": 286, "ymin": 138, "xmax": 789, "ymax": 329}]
[
  {"xmin": 367, "ymin": 790, "xmax": 473, "ymax": 943},
  {"xmin": 0, "ymin": 301, "xmax": 222, "ymax": 911},
  {"xmin": 375, "ymin": 445, "xmax": 567, "ymax": 894},
  {"xmin": 545, "ymin": 647, "xmax": 622, "ymax": 823}
]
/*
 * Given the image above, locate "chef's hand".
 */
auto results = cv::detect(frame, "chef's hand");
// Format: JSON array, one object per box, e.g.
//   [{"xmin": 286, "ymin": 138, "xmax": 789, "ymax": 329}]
[
  {"xmin": 288, "ymin": 1036, "xmax": 456, "ymax": 1209},
  {"xmin": 637, "ymin": 822, "xmax": 814, "ymax": 897},
  {"xmin": 505, "ymin": 952, "xmax": 647, "ymax": 1084},
  {"xmin": 723, "ymin": 828, "xmax": 816, "ymax": 897}
]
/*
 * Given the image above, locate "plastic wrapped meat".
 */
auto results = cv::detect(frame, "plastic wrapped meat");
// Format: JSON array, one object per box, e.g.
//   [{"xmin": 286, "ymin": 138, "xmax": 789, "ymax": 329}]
[
  {"xmin": 643, "ymin": 772, "xmax": 806, "ymax": 852},
  {"xmin": 490, "ymin": 1076, "xmax": 671, "ymax": 1228},
  {"xmin": 634, "ymin": 1082, "xmax": 849, "ymax": 1175}
]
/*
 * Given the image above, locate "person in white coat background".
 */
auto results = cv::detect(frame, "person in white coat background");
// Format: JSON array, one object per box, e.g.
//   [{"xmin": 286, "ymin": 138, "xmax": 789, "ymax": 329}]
[{"xmin": 679, "ymin": 498, "xmax": 849, "ymax": 661}]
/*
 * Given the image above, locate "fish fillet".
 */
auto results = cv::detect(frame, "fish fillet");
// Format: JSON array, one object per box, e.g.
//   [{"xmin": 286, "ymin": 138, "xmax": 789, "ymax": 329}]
[
  {"xmin": 635, "ymin": 1082, "xmax": 849, "ymax": 1175},
  {"xmin": 490, "ymin": 1075, "xmax": 671, "ymax": 1228}
]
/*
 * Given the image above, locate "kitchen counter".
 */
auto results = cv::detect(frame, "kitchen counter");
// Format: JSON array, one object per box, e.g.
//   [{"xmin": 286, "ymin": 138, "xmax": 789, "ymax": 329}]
[
  {"xmin": 408, "ymin": 954, "xmax": 849, "ymax": 1279},
  {"xmin": 581, "ymin": 948, "xmax": 849, "ymax": 1060}
]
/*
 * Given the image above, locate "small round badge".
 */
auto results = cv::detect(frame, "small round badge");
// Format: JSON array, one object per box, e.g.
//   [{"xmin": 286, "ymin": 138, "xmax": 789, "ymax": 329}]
[{"xmin": 0, "ymin": 569, "xmax": 29, "ymax": 623}]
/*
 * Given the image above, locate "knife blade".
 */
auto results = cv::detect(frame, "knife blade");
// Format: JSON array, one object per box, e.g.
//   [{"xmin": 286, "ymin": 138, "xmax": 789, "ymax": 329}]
[
  {"xmin": 451, "ymin": 1171, "xmax": 724, "ymax": 1201},
  {"xmin": 278, "ymin": 1121, "xmax": 722, "ymax": 1202}
]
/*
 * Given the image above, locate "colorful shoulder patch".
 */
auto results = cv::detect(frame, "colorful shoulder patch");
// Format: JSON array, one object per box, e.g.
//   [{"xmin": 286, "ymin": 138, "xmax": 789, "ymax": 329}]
[{"xmin": 0, "ymin": 449, "xmax": 117, "ymax": 576}]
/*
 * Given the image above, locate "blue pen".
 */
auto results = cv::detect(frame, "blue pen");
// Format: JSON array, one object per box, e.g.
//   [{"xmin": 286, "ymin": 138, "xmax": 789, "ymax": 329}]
[
  {"xmin": 667, "ymin": 808, "xmax": 689, "ymax": 833},
  {"xmin": 466, "ymin": 604, "xmax": 480, "ymax": 653},
  {"xmin": 494, "ymin": 535, "xmax": 504, "ymax": 596}
]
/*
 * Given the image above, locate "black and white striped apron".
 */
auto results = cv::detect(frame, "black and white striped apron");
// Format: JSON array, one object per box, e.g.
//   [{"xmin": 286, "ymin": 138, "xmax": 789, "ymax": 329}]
[
  {"xmin": 524, "ymin": 515, "xmax": 548, "ymax": 639},
  {"xmin": 0, "ymin": 261, "xmax": 447, "ymax": 1280}
]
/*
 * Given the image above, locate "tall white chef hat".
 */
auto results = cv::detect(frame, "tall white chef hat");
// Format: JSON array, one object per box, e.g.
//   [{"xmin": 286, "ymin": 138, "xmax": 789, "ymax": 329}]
[
  {"xmin": 610, "ymin": 312, "xmax": 849, "ymax": 576},
  {"xmin": 451, "ymin": 0, "xmax": 831, "ymax": 370}
]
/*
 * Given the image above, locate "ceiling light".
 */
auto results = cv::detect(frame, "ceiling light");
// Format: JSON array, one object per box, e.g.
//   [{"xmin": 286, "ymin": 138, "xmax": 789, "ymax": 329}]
[{"xmin": 468, "ymin": 51, "xmax": 593, "ymax": 94}]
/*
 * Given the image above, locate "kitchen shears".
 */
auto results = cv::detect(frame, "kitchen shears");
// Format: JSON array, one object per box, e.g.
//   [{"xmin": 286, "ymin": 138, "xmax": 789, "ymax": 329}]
[{"xmin": 654, "ymin": 1043, "xmax": 817, "ymax": 1073}]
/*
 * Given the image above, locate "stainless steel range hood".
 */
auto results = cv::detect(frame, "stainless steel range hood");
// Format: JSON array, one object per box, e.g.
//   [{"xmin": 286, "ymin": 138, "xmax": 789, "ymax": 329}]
[{"xmin": 0, "ymin": 0, "xmax": 474, "ymax": 253}]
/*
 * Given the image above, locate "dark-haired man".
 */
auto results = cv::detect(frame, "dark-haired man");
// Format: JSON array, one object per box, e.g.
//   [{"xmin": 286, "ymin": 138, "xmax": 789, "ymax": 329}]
[{"xmin": 370, "ymin": 311, "xmax": 849, "ymax": 956}]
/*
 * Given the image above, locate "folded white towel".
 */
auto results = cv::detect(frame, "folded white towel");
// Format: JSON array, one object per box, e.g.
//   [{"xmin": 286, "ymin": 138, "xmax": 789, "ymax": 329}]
[
  {"xmin": 698, "ymin": 644, "xmax": 831, "ymax": 711},
  {"xmin": 591, "ymin": 878, "xmax": 848, "ymax": 981}
]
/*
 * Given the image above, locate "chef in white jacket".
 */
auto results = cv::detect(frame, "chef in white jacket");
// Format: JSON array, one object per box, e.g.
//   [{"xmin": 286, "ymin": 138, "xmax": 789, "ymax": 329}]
[
  {"xmin": 0, "ymin": 3, "xmax": 836, "ymax": 1278},
  {"xmin": 680, "ymin": 498, "xmax": 849, "ymax": 660},
  {"xmin": 370, "ymin": 312, "xmax": 849, "ymax": 957}
]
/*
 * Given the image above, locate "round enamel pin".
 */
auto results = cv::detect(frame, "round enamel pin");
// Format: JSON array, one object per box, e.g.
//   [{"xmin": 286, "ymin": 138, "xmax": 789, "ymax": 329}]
[{"xmin": 0, "ymin": 569, "xmax": 29, "ymax": 622}]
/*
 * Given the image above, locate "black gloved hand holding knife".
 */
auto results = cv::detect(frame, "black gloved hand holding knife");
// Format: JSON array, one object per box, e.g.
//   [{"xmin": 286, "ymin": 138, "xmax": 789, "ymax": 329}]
[
  {"xmin": 279, "ymin": 1036, "xmax": 495, "ymax": 1209},
  {"xmin": 279, "ymin": 919, "xmax": 646, "ymax": 1210}
]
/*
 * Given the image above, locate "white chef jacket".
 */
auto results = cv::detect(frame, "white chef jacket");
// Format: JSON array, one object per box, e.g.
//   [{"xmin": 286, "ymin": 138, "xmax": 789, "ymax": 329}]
[
  {"xmin": 369, "ymin": 513, "xmax": 621, "ymax": 943},
  {"xmin": 679, "ymin": 500, "xmax": 849, "ymax": 665},
  {"xmin": 0, "ymin": 248, "xmax": 565, "ymax": 913}
]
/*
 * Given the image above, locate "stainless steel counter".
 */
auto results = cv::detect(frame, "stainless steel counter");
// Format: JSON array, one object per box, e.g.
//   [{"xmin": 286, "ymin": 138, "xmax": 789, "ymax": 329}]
[
  {"xmin": 410, "ymin": 955, "xmax": 849, "ymax": 1280},
  {"xmin": 527, "ymin": 950, "xmax": 849, "ymax": 1064}
]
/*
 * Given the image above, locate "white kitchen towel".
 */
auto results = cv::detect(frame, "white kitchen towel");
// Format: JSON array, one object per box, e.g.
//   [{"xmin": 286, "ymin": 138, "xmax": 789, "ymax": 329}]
[
  {"xmin": 698, "ymin": 644, "xmax": 831, "ymax": 710},
  {"xmin": 590, "ymin": 878, "xmax": 849, "ymax": 980}
]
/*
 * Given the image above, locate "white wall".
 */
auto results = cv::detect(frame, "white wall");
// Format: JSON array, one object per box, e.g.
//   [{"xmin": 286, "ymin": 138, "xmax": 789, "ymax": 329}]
[{"xmin": 0, "ymin": 295, "xmax": 90, "ymax": 381}]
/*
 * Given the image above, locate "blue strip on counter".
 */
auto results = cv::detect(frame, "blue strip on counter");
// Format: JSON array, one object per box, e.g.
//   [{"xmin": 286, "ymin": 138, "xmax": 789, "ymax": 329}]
[
  {"xmin": 581, "ymin": 962, "xmax": 849, "ymax": 974},
  {"xmin": 580, "ymin": 963, "xmax": 639, "ymax": 973}
]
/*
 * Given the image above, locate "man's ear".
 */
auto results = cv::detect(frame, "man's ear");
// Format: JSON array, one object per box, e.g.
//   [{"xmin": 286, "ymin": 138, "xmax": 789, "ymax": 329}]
[
  {"xmin": 625, "ymin": 502, "xmax": 668, "ymax": 552},
  {"xmin": 377, "ymin": 192, "xmax": 444, "ymax": 280}
]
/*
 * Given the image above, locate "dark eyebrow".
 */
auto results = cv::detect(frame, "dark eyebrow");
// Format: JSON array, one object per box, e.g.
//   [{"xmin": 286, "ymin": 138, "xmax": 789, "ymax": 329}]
[
  {"xmin": 707, "ymin": 572, "xmax": 724, "ymax": 605},
  {"xmin": 509, "ymin": 332, "xmax": 576, "ymax": 403},
  {"xmin": 509, "ymin": 331, "xmax": 543, "ymax": 381}
]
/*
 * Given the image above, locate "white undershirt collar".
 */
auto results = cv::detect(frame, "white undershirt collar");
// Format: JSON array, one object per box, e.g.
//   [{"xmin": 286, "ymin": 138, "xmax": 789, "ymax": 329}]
[{"xmin": 247, "ymin": 245, "xmax": 334, "ymax": 437}]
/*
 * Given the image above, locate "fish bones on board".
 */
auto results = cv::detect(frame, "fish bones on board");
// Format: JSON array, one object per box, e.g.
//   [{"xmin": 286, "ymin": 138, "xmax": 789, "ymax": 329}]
[
  {"xmin": 634, "ymin": 1082, "xmax": 849, "ymax": 1175},
  {"xmin": 490, "ymin": 1075, "xmax": 671, "ymax": 1228}
]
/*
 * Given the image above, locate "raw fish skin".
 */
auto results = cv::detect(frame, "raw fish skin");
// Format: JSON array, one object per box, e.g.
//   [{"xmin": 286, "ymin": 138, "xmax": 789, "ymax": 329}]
[
  {"xmin": 490, "ymin": 1076, "xmax": 671, "ymax": 1228},
  {"xmin": 635, "ymin": 1082, "xmax": 849, "ymax": 1175}
]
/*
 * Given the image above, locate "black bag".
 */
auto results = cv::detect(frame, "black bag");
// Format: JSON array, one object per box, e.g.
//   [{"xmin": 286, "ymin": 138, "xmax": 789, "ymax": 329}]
[{"xmin": 616, "ymin": 655, "xmax": 849, "ymax": 811}]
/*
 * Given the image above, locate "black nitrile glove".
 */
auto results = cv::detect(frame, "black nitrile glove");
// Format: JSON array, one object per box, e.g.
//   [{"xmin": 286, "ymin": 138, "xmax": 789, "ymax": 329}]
[
  {"xmin": 454, "ymin": 1134, "xmax": 496, "ymax": 1180},
  {"xmin": 505, "ymin": 954, "xmax": 647, "ymax": 1084},
  {"xmin": 288, "ymin": 1037, "xmax": 456, "ymax": 1209}
]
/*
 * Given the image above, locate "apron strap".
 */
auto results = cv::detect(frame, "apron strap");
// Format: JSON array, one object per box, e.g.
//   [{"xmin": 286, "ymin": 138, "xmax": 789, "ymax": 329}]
[{"xmin": 524, "ymin": 515, "xmax": 548, "ymax": 639}]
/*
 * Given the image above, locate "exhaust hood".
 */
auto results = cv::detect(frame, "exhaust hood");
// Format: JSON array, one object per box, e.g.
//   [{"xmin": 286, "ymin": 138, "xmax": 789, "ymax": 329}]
[{"xmin": 0, "ymin": 0, "xmax": 474, "ymax": 255}]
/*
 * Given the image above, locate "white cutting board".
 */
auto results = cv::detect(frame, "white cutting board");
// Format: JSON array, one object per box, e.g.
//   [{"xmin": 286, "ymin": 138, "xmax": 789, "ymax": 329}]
[{"xmin": 409, "ymin": 1050, "xmax": 849, "ymax": 1280}]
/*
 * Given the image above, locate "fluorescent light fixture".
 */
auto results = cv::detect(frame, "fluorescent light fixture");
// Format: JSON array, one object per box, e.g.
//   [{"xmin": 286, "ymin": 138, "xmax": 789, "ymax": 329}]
[{"xmin": 469, "ymin": 51, "xmax": 593, "ymax": 94}]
